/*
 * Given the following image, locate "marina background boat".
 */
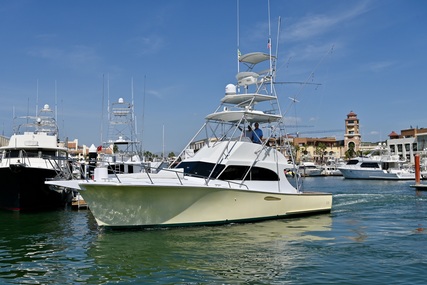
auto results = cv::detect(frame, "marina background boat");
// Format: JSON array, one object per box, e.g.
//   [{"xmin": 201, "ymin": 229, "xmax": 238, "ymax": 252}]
[
  {"xmin": 338, "ymin": 147, "xmax": 415, "ymax": 180},
  {"xmin": 0, "ymin": 104, "xmax": 72, "ymax": 211},
  {"xmin": 1, "ymin": 177, "xmax": 426, "ymax": 284}
]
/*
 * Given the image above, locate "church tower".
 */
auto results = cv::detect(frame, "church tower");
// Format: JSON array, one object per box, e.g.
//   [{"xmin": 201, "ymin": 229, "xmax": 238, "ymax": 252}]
[{"xmin": 344, "ymin": 111, "xmax": 361, "ymax": 154}]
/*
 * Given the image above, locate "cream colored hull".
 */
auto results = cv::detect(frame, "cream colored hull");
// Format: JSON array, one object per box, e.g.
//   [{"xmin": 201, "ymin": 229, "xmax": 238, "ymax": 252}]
[{"xmin": 79, "ymin": 183, "xmax": 332, "ymax": 228}]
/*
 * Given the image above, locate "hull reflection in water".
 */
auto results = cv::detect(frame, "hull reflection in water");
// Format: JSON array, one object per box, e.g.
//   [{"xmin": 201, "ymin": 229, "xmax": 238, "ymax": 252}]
[{"xmin": 83, "ymin": 215, "xmax": 332, "ymax": 284}]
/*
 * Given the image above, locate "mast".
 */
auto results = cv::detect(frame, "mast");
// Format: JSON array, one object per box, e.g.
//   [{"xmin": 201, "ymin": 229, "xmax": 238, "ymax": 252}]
[
  {"xmin": 267, "ymin": 0, "xmax": 273, "ymax": 94},
  {"xmin": 55, "ymin": 80, "xmax": 58, "ymax": 124},
  {"xmin": 236, "ymin": 0, "xmax": 240, "ymax": 73},
  {"xmin": 141, "ymin": 75, "xmax": 146, "ymax": 157},
  {"xmin": 36, "ymin": 79, "xmax": 39, "ymax": 116},
  {"xmin": 100, "ymin": 74, "xmax": 105, "ymax": 144},
  {"xmin": 131, "ymin": 77, "xmax": 137, "ymax": 153}
]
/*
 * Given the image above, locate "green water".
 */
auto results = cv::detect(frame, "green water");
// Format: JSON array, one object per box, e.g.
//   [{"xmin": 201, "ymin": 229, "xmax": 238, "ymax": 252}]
[{"xmin": 1, "ymin": 177, "xmax": 426, "ymax": 284}]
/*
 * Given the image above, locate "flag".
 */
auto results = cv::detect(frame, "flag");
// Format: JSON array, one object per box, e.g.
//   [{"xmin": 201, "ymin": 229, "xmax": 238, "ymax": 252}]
[{"xmin": 267, "ymin": 39, "xmax": 271, "ymax": 49}]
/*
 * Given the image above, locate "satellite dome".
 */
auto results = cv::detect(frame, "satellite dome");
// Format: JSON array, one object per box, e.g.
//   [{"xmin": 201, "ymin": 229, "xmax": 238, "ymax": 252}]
[{"xmin": 225, "ymin": 84, "xmax": 236, "ymax": 95}]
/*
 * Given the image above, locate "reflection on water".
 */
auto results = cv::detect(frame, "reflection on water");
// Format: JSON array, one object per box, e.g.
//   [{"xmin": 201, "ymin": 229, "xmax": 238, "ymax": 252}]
[
  {"xmin": 0, "ymin": 208, "xmax": 332, "ymax": 284},
  {"xmin": 2, "ymin": 178, "xmax": 426, "ymax": 284},
  {"xmin": 85, "ymin": 215, "xmax": 333, "ymax": 284},
  {"xmin": 0, "ymin": 210, "xmax": 97, "ymax": 284}
]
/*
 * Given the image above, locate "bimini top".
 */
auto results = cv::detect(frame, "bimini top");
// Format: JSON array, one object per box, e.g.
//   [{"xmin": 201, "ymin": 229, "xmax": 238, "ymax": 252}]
[
  {"xmin": 220, "ymin": 93, "xmax": 276, "ymax": 106},
  {"xmin": 205, "ymin": 109, "xmax": 281, "ymax": 123},
  {"xmin": 239, "ymin": 52, "xmax": 275, "ymax": 65}
]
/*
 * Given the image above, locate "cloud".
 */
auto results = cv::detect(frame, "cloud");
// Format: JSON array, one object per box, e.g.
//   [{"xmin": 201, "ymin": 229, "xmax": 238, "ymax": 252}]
[
  {"xmin": 126, "ymin": 35, "xmax": 165, "ymax": 56},
  {"xmin": 366, "ymin": 61, "xmax": 397, "ymax": 72},
  {"xmin": 27, "ymin": 45, "xmax": 101, "ymax": 71},
  {"xmin": 283, "ymin": 1, "xmax": 372, "ymax": 42}
]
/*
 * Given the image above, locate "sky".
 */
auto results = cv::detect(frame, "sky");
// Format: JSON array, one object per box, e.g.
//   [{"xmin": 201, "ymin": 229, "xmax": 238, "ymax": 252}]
[{"xmin": 0, "ymin": 0, "xmax": 426, "ymax": 154}]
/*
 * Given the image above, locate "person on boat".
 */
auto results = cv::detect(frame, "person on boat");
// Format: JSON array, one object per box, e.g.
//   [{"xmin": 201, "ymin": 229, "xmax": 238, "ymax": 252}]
[
  {"xmin": 237, "ymin": 124, "xmax": 253, "ymax": 140},
  {"xmin": 252, "ymin": 122, "xmax": 263, "ymax": 144},
  {"xmin": 244, "ymin": 125, "xmax": 253, "ymax": 138}
]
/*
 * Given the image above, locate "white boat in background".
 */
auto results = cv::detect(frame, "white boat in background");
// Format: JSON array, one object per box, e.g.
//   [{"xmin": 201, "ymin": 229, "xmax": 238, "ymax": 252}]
[
  {"xmin": 321, "ymin": 159, "xmax": 344, "ymax": 176},
  {"xmin": 298, "ymin": 161, "xmax": 323, "ymax": 177},
  {"xmin": 338, "ymin": 147, "xmax": 414, "ymax": 180},
  {"xmin": 47, "ymin": 20, "xmax": 332, "ymax": 229},
  {"xmin": 0, "ymin": 104, "xmax": 73, "ymax": 211}
]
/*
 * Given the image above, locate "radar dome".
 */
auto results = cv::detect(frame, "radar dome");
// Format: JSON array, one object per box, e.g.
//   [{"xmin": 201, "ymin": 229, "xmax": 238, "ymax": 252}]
[{"xmin": 225, "ymin": 84, "xmax": 236, "ymax": 95}]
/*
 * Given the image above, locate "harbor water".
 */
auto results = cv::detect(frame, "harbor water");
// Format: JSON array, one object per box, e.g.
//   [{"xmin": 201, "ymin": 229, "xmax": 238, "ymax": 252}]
[{"xmin": 1, "ymin": 177, "xmax": 426, "ymax": 284}]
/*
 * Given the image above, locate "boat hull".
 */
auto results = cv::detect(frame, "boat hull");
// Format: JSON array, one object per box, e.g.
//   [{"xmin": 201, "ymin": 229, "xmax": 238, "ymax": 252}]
[
  {"xmin": 338, "ymin": 168, "xmax": 415, "ymax": 180},
  {"xmin": 79, "ymin": 183, "xmax": 332, "ymax": 228},
  {"xmin": 0, "ymin": 166, "xmax": 72, "ymax": 211}
]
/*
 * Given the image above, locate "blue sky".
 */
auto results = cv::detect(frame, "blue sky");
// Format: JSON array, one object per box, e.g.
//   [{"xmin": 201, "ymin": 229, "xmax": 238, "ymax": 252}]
[{"xmin": 1, "ymin": 0, "xmax": 426, "ymax": 154}]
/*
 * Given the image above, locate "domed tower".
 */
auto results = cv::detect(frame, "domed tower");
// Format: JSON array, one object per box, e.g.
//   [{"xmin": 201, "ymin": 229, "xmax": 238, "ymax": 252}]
[{"xmin": 344, "ymin": 111, "xmax": 361, "ymax": 153}]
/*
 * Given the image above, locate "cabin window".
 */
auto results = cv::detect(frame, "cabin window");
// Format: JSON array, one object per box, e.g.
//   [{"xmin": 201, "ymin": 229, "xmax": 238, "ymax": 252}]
[
  {"xmin": 41, "ymin": 150, "xmax": 56, "ymax": 158},
  {"xmin": 23, "ymin": 150, "xmax": 39, "ymax": 158},
  {"xmin": 176, "ymin": 161, "xmax": 225, "ymax": 178},
  {"xmin": 218, "ymin": 165, "xmax": 279, "ymax": 181},
  {"xmin": 346, "ymin": 159, "xmax": 359, "ymax": 165},
  {"xmin": 6, "ymin": 150, "xmax": 20, "ymax": 158},
  {"xmin": 360, "ymin": 162, "xmax": 379, "ymax": 168},
  {"xmin": 218, "ymin": 165, "xmax": 249, "ymax": 180}
]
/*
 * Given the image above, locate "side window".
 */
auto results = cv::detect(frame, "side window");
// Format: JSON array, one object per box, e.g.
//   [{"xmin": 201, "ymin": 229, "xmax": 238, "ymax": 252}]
[
  {"xmin": 250, "ymin": 167, "xmax": 279, "ymax": 181},
  {"xmin": 219, "ymin": 166, "xmax": 279, "ymax": 181},
  {"xmin": 218, "ymin": 166, "xmax": 249, "ymax": 180}
]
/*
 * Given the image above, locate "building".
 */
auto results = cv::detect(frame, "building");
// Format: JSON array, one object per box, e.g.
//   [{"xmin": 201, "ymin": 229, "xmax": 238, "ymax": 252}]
[
  {"xmin": 292, "ymin": 137, "xmax": 344, "ymax": 164},
  {"xmin": 387, "ymin": 128, "xmax": 427, "ymax": 164},
  {"xmin": 0, "ymin": 135, "xmax": 9, "ymax": 147},
  {"xmin": 344, "ymin": 111, "xmax": 361, "ymax": 154}
]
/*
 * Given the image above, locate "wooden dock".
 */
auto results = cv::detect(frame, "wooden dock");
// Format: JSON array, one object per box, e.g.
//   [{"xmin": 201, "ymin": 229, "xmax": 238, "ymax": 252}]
[
  {"xmin": 410, "ymin": 184, "xmax": 427, "ymax": 190},
  {"xmin": 71, "ymin": 198, "xmax": 88, "ymax": 209}
]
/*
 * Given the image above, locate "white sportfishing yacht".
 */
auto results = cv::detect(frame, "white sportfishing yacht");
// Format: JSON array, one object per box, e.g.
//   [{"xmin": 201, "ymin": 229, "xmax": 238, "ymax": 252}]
[
  {"xmin": 0, "ymin": 104, "xmax": 72, "ymax": 211},
  {"xmin": 47, "ymin": 24, "xmax": 333, "ymax": 229}
]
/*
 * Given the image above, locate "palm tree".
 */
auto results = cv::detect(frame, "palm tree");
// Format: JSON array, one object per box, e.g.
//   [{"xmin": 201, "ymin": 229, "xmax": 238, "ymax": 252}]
[
  {"xmin": 345, "ymin": 143, "xmax": 356, "ymax": 159},
  {"xmin": 315, "ymin": 142, "xmax": 327, "ymax": 164}
]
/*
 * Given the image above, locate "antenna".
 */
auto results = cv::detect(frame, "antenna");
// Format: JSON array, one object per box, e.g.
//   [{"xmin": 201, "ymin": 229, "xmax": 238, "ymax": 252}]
[
  {"xmin": 36, "ymin": 79, "xmax": 39, "ymax": 116},
  {"xmin": 55, "ymin": 80, "xmax": 58, "ymax": 123},
  {"xmin": 100, "ymin": 74, "xmax": 105, "ymax": 144},
  {"xmin": 131, "ymin": 77, "xmax": 137, "ymax": 153},
  {"xmin": 141, "ymin": 75, "xmax": 146, "ymax": 155},
  {"xmin": 236, "ymin": 0, "xmax": 240, "ymax": 73},
  {"xmin": 162, "ymin": 124, "xmax": 165, "ymax": 160},
  {"xmin": 282, "ymin": 45, "xmax": 335, "ymax": 117},
  {"xmin": 107, "ymin": 74, "xmax": 110, "ymax": 122},
  {"xmin": 267, "ymin": 0, "xmax": 273, "ymax": 94}
]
